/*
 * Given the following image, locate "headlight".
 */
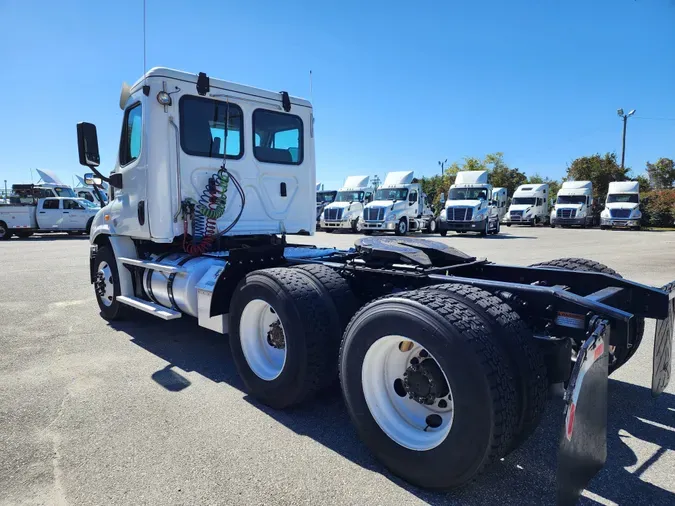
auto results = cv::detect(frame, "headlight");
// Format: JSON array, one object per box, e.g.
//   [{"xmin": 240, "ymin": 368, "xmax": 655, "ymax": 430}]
[
  {"xmin": 601, "ymin": 209, "xmax": 609, "ymax": 218},
  {"xmin": 385, "ymin": 213, "xmax": 398, "ymax": 221},
  {"xmin": 632, "ymin": 209, "xmax": 641, "ymax": 218},
  {"xmin": 472, "ymin": 209, "xmax": 485, "ymax": 221},
  {"xmin": 439, "ymin": 212, "xmax": 447, "ymax": 221}
]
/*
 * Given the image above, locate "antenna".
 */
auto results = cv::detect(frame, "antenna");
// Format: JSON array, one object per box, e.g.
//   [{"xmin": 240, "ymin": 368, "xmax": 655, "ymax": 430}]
[
  {"xmin": 143, "ymin": 0, "xmax": 147, "ymax": 78},
  {"xmin": 309, "ymin": 70, "xmax": 313, "ymax": 104}
]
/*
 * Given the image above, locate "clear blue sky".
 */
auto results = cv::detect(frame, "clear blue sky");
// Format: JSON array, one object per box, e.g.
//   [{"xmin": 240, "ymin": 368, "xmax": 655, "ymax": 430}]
[{"xmin": 1, "ymin": 0, "xmax": 674, "ymax": 191}]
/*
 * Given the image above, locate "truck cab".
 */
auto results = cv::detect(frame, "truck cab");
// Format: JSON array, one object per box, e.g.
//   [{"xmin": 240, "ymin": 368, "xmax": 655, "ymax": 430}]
[
  {"xmin": 504, "ymin": 183, "xmax": 549, "ymax": 227},
  {"xmin": 551, "ymin": 181, "xmax": 593, "ymax": 228},
  {"xmin": 438, "ymin": 170, "xmax": 499, "ymax": 236},
  {"xmin": 359, "ymin": 171, "xmax": 435, "ymax": 235},
  {"xmin": 491, "ymin": 187, "xmax": 508, "ymax": 221},
  {"xmin": 320, "ymin": 176, "xmax": 373, "ymax": 232},
  {"xmin": 316, "ymin": 186, "xmax": 337, "ymax": 229},
  {"xmin": 600, "ymin": 181, "xmax": 641, "ymax": 230}
]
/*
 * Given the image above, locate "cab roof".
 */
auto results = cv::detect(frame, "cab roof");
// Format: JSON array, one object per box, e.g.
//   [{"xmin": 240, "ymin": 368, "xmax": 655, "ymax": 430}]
[{"xmin": 131, "ymin": 67, "xmax": 312, "ymax": 108}]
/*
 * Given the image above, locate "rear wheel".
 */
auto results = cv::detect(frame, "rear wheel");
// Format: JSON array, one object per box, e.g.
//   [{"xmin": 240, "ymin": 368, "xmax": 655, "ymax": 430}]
[
  {"xmin": 529, "ymin": 257, "xmax": 645, "ymax": 373},
  {"xmin": 0, "ymin": 221, "xmax": 10, "ymax": 240},
  {"xmin": 340, "ymin": 290, "xmax": 517, "ymax": 489},
  {"xmin": 422, "ymin": 284, "xmax": 547, "ymax": 448},
  {"xmin": 229, "ymin": 268, "xmax": 342, "ymax": 409}
]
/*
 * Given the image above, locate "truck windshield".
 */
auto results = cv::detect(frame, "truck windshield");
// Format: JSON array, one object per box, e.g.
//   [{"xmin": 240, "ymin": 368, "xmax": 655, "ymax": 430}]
[
  {"xmin": 374, "ymin": 188, "xmax": 408, "ymax": 201},
  {"xmin": 317, "ymin": 191, "xmax": 337, "ymax": 203},
  {"xmin": 335, "ymin": 191, "xmax": 364, "ymax": 202},
  {"xmin": 54, "ymin": 187, "xmax": 76, "ymax": 198},
  {"xmin": 511, "ymin": 197, "xmax": 536, "ymax": 205},
  {"xmin": 448, "ymin": 188, "xmax": 488, "ymax": 200},
  {"xmin": 557, "ymin": 195, "xmax": 586, "ymax": 205},
  {"xmin": 607, "ymin": 194, "xmax": 638, "ymax": 204}
]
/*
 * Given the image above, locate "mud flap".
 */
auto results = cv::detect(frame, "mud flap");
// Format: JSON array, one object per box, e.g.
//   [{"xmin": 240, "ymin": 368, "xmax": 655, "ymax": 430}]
[
  {"xmin": 557, "ymin": 319, "xmax": 609, "ymax": 506},
  {"xmin": 652, "ymin": 285, "xmax": 675, "ymax": 397}
]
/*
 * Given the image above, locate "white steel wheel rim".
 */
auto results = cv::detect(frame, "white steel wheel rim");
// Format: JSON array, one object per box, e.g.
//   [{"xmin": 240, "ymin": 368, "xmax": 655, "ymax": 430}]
[
  {"xmin": 96, "ymin": 261, "xmax": 115, "ymax": 307},
  {"xmin": 361, "ymin": 335, "xmax": 454, "ymax": 451},
  {"xmin": 399, "ymin": 220, "xmax": 406, "ymax": 233},
  {"xmin": 429, "ymin": 219, "xmax": 437, "ymax": 233},
  {"xmin": 240, "ymin": 299, "xmax": 287, "ymax": 381}
]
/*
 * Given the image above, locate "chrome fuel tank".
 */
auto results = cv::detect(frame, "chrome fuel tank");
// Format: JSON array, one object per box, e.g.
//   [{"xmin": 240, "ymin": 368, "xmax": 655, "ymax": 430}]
[{"xmin": 142, "ymin": 253, "xmax": 226, "ymax": 317}]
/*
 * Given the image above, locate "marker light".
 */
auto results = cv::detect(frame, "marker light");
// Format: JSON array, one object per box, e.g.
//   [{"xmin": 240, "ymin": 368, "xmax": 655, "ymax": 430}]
[{"xmin": 157, "ymin": 91, "xmax": 172, "ymax": 106}]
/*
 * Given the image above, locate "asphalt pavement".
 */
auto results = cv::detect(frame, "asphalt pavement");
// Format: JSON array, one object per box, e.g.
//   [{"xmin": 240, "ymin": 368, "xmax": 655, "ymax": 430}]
[{"xmin": 1, "ymin": 226, "xmax": 674, "ymax": 506}]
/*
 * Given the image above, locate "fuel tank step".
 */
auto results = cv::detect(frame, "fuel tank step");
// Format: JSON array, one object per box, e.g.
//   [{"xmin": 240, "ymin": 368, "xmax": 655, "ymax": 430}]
[
  {"xmin": 118, "ymin": 257, "xmax": 187, "ymax": 274},
  {"xmin": 117, "ymin": 296, "xmax": 182, "ymax": 320}
]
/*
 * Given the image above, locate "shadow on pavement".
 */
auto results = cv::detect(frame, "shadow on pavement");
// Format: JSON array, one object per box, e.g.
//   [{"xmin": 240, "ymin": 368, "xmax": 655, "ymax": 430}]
[
  {"xmin": 110, "ymin": 314, "xmax": 674, "ymax": 506},
  {"xmin": 9, "ymin": 234, "xmax": 90, "ymax": 241}
]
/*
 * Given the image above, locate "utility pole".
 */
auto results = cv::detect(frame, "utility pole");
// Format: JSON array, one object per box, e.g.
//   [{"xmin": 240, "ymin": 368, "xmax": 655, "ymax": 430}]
[
  {"xmin": 438, "ymin": 158, "xmax": 448, "ymax": 177},
  {"xmin": 617, "ymin": 108, "xmax": 635, "ymax": 170},
  {"xmin": 3, "ymin": 180, "xmax": 7, "ymax": 199}
]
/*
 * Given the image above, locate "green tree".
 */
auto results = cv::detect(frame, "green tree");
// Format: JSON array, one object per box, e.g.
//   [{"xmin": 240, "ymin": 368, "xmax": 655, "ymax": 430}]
[
  {"xmin": 565, "ymin": 153, "xmax": 629, "ymax": 203},
  {"xmin": 491, "ymin": 165, "xmax": 527, "ymax": 197},
  {"xmin": 636, "ymin": 174, "xmax": 652, "ymax": 194},
  {"xmin": 646, "ymin": 158, "xmax": 675, "ymax": 190}
]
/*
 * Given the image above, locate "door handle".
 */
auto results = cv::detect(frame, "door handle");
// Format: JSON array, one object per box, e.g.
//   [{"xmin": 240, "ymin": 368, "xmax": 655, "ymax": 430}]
[
  {"xmin": 63, "ymin": 212, "xmax": 70, "ymax": 214},
  {"xmin": 39, "ymin": 211, "xmax": 46, "ymax": 214}
]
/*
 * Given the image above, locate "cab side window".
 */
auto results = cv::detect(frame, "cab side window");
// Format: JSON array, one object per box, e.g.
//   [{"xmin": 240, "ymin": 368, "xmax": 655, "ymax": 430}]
[
  {"xmin": 64, "ymin": 199, "xmax": 83, "ymax": 210},
  {"xmin": 408, "ymin": 190, "xmax": 418, "ymax": 203},
  {"xmin": 43, "ymin": 199, "xmax": 60, "ymax": 210},
  {"xmin": 119, "ymin": 102, "xmax": 142, "ymax": 166}
]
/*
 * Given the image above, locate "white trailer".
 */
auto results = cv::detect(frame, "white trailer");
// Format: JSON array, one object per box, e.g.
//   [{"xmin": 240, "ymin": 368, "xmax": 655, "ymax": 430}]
[
  {"xmin": 320, "ymin": 175, "xmax": 374, "ymax": 232},
  {"xmin": 437, "ymin": 170, "xmax": 500, "ymax": 236},
  {"xmin": 504, "ymin": 183, "xmax": 549, "ymax": 227},
  {"xmin": 600, "ymin": 181, "xmax": 641, "ymax": 230},
  {"xmin": 0, "ymin": 197, "xmax": 98, "ymax": 239},
  {"xmin": 550, "ymin": 181, "xmax": 594, "ymax": 228},
  {"xmin": 359, "ymin": 171, "xmax": 436, "ymax": 235},
  {"xmin": 75, "ymin": 67, "xmax": 675, "ymax": 501}
]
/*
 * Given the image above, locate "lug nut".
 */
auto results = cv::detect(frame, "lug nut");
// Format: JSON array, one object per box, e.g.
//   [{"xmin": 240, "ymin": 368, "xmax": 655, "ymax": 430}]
[
  {"xmin": 438, "ymin": 399, "xmax": 448, "ymax": 408},
  {"xmin": 419, "ymin": 349, "xmax": 429, "ymax": 358}
]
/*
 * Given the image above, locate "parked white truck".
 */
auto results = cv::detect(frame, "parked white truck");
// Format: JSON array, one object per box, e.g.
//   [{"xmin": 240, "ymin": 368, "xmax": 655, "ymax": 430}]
[
  {"xmin": 438, "ymin": 170, "xmax": 500, "ymax": 237},
  {"xmin": 320, "ymin": 175, "xmax": 373, "ymax": 232},
  {"xmin": 550, "ymin": 181, "xmax": 594, "ymax": 228},
  {"xmin": 359, "ymin": 171, "xmax": 436, "ymax": 235},
  {"xmin": 75, "ymin": 67, "xmax": 675, "ymax": 502},
  {"xmin": 0, "ymin": 196, "xmax": 98, "ymax": 239},
  {"xmin": 504, "ymin": 183, "xmax": 549, "ymax": 227},
  {"xmin": 600, "ymin": 181, "xmax": 641, "ymax": 230},
  {"xmin": 315, "ymin": 185, "xmax": 337, "ymax": 230},
  {"xmin": 492, "ymin": 187, "xmax": 508, "ymax": 221}
]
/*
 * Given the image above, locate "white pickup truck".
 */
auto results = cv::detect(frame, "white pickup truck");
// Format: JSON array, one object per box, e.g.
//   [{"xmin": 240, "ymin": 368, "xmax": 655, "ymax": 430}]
[{"xmin": 0, "ymin": 197, "xmax": 99, "ymax": 239}]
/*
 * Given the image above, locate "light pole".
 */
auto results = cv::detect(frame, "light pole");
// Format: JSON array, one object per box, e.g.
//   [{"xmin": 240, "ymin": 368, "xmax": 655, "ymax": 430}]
[
  {"xmin": 438, "ymin": 158, "xmax": 448, "ymax": 177},
  {"xmin": 617, "ymin": 108, "xmax": 635, "ymax": 170}
]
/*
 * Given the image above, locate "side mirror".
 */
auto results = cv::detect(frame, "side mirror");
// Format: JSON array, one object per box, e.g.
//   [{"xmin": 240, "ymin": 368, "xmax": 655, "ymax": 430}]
[
  {"xmin": 440, "ymin": 193, "xmax": 446, "ymax": 204},
  {"xmin": 77, "ymin": 122, "xmax": 100, "ymax": 167},
  {"xmin": 84, "ymin": 173, "xmax": 102, "ymax": 186}
]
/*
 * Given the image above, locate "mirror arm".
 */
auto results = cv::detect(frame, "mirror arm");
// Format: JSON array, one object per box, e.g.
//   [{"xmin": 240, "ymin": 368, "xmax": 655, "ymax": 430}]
[{"xmin": 89, "ymin": 166, "xmax": 110, "ymax": 184}]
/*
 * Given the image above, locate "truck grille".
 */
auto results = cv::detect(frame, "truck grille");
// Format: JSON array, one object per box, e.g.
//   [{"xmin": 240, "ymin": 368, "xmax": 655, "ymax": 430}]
[
  {"xmin": 610, "ymin": 209, "xmax": 631, "ymax": 219},
  {"xmin": 447, "ymin": 207, "xmax": 473, "ymax": 221},
  {"xmin": 324, "ymin": 208, "xmax": 343, "ymax": 221},
  {"xmin": 510, "ymin": 210, "xmax": 524, "ymax": 221},
  {"xmin": 557, "ymin": 209, "xmax": 576, "ymax": 219},
  {"xmin": 364, "ymin": 207, "xmax": 385, "ymax": 221}
]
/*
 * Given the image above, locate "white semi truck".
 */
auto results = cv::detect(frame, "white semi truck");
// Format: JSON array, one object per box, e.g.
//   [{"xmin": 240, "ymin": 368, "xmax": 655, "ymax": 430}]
[
  {"xmin": 600, "ymin": 181, "xmax": 641, "ymax": 230},
  {"xmin": 492, "ymin": 187, "xmax": 508, "ymax": 221},
  {"xmin": 76, "ymin": 67, "xmax": 674, "ymax": 501},
  {"xmin": 550, "ymin": 181, "xmax": 594, "ymax": 228},
  {"xmin": 437, "ymin": 170, "xmax": 500, "ymax": 237},
  {"xmin": 359, "ymin": 171, "xmax": 436, "ymax": 235},
  {"xmin": 315, "ymin": 184, "xmax": 337, "ymax": 230},
  {"xmin": 504, "ymin": 183, "xmax": 549, "ymax": 227},
  {"xmin": 320, "ymin": 175, "xmax": 373, "ymax": 232}
]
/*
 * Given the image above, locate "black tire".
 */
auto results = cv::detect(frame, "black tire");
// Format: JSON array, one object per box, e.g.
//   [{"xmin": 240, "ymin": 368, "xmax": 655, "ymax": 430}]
[
  {"xmin": 530, "ymin": 219, "xmax": 536, "ymax": 227},
  {"xmin": 600, "ymin": 225, "xmax": 608, "ymax": 230},
  {"xmin": 229, "ymin": 268, "xmax": 342, "ymax": 409},
  {"xmin": 85, "ymin": 217, "xmax": 94, "ymax": 235},
  {"xmin": 426, "ymin": 218, "xmax": 437, "ymax": 234},
  {"xmin": 93, "ymin": 245, "xmax": 128, "ymax": 321},
  {"xmin": 340, "ymin": 290, "xmax": 518, "ymax": 489},
  {"xmin": 0, "ymin": 221, "xmax": 10, "ymax": 240},
  {"xmin": 394, "ymin": 218, "xmax": 408, "ymax": 236},
  {"xmin": 492, "ymin": 221, "xmax": 500, "ymax": 236},
  {"xmin": 479, "ymin": 220, "xmax": 489, "ymax": 237},
  {"xmin": 529, "ymin": 257, "xmax": 645, "ymax": 373},
  {"xmin": 550, "ymin": 223, "xmax": 555, "ymax": 228},
  {"xmin": 324, "ymin": 229, "xmax": 334, "ymax": 233},
  {"xmin": 631, "ymin": 226, "xmax": 641, "ymax": 231},
  {"xmin": 351, "ymin": 220, "xmax": 359, "ymax": 233},
  {"xmin": 439, "ymin": 229, "xmax": 447, "ymax": 237},
  {"xmin": 422, "ymin": 284, "xmax": 547, "ymax": 448},
  {"xmin": 292, "ymin": 264, "xmax": 358, "ymax": 331},
  {"xmin": 506, "ymin": 223, "xmax": 511, "ymax": 227},
  {"xmin": 363, "ymin": 230, "xmax": 373, "ymax": 235}
]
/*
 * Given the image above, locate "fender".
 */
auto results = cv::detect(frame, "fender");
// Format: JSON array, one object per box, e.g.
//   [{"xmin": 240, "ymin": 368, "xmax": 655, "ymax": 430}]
[{"xmin": 89, "ymin": 234, "xmax": 138, "ymax": 298}]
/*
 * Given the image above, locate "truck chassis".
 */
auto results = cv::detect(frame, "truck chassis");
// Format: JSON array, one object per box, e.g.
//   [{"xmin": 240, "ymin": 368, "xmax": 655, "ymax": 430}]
[{"xmin": 90, "ymin": 234, "xmax": 674, "ymax": 505}]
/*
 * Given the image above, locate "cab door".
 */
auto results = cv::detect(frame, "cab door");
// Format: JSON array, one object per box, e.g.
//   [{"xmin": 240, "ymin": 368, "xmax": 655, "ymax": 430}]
[
  {"xmin": 63, "ymin": 199, "xmax": 88, "ymax": 228},
  {"xmin": 37, "ymin": 199, "xmax": 63, "ymax": 229}
]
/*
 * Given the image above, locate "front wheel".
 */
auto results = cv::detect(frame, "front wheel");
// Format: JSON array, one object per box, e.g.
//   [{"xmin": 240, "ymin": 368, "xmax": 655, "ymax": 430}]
[
  {"xmin": 351, "ymin": 220, "xmax": 361, "ymax": 233},
  {"xmin": 394, "ymin": 218, "xmax": 408, "ymax": 236},
  {"xmin": 439, "ymin": 229, "xmax": 447, "ymax": 237},
  {"xmin": 479, "ymin": 220, "xmax": 489, "ymax": 237},
  {"xmin": 340, "ymin": 290, "xmax": 517, "ymax": 489},
  {"xmin": 93, "ymin": 246, "xmax": 127, "ymax": 320},
  {"xmin": 426, "ymin": 218, "xmax": 437, "ymax": 234},
  {"xmin": 0, "ymin": 221, "xmax": 10, "ymax": 240}
]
